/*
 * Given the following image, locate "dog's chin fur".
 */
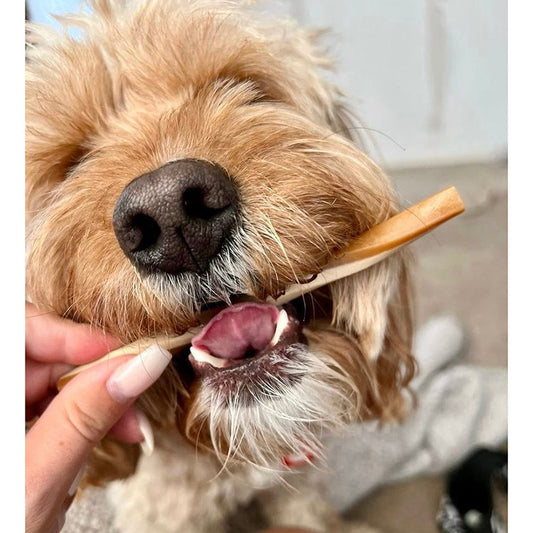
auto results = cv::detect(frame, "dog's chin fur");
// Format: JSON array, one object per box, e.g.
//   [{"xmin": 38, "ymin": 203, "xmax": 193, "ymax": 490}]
[{"xmin": 26, "ymin": 0, "xmax": 415, "ymax": 530}]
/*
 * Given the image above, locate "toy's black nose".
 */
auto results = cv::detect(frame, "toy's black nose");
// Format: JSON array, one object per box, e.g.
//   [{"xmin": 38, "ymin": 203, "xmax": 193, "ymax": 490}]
[{"xmin": 113, "ymin": 159, "xmax": 238, "ymax": 274}]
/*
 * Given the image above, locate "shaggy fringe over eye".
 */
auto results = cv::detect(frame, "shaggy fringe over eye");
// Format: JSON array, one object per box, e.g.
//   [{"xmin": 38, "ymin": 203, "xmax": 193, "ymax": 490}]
[{"xmin": 183, "ymin": 346, "xmax": 362, "ymax": 473}]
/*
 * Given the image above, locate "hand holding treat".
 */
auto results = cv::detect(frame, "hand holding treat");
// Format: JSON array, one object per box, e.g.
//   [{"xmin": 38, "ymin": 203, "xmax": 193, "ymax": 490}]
[{"xmin": 25, "ymin": 302, "xmax": 172, "ymax": 533}]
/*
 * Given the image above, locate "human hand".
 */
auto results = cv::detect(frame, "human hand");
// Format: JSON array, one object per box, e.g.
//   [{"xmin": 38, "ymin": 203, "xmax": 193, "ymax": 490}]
[{"xmin": 25, "ymin": 302, "xmax": 172, "ymax": 533}]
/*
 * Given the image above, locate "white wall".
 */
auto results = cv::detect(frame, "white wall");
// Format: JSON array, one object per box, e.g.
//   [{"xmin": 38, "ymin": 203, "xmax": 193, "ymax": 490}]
[
  {"xmin": 28, "ymin": 0, "xmax": 508, "ymax": 169},
  {"xmin": 267, "ymin": 0, "xmax": 508, "ymax": 169}
]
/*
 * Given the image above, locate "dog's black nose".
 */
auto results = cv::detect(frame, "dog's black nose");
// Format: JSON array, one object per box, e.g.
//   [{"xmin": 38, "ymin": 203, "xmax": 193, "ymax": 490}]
[{"xmin": 113, "ymin": 159, "xmax": 238, "ymax": 274}]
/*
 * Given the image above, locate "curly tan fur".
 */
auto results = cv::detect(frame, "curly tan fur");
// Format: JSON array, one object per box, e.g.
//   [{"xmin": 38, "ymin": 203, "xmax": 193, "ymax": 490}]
[{"xmin": 26, "ymin": 1, "xmax": 416, "ymax": 530}]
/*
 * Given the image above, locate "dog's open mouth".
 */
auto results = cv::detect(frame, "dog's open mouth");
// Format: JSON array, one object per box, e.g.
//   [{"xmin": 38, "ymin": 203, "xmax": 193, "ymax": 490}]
[{"xmin": 188, "ymin": 302, "xmax": 303, "ymax": 373}]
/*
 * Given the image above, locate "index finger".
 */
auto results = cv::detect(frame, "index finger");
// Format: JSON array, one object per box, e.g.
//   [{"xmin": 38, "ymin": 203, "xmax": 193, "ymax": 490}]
[{"xmin": 25, "ymin": 302, "xmax": 121, "ymax": 365}]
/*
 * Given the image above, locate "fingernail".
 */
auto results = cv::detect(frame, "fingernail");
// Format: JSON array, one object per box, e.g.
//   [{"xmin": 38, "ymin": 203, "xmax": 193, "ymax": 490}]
[
  {"xmin": 136, "ymin": 409, "xmax": 154, "ymax": 456},
  {"xmin": 106, "ymin": 344, "xmax": 172, "ymax": 403},
  {"xmin": 68, "ymin": 465, "xmax": 85, "ymax": 497}
]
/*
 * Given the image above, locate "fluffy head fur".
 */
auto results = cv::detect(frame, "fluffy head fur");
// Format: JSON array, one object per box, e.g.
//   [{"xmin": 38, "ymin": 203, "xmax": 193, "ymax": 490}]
[{"xmin": 26, "ymin": 0, "xmax": 415, "ymax": 484}]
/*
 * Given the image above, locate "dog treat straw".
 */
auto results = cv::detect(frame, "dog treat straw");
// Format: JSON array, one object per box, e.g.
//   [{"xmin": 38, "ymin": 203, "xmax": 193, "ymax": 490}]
[{"xmin": 57, "ymin": 186, "xmax": 464, "ymax": 390}]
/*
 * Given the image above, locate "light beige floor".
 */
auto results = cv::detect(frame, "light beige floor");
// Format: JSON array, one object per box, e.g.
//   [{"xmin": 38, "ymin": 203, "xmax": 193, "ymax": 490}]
[
  {"xmin": 392, "ymin": 160, "xmax": 508, "ymax": 368},
  {"xmin": 347, "ymin": 476, "xmax": 446, "ymax": 533},
  {"xmin": 345, "ymin": 160, "xmax": 508, "ymax": 532}
]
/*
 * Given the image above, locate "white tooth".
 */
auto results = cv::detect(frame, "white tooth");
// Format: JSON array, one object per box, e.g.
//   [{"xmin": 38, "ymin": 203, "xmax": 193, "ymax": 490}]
[
  {"xmin": 136, "ymin": 410, "xmax": 154, "ymax": 456},
  {"xmin": 270, "ymin": 309, "xmax": 289, "ymax": 346},
  {"xmin": 190, "ymin": 346, "xmax": 229, "ymax": 368}
]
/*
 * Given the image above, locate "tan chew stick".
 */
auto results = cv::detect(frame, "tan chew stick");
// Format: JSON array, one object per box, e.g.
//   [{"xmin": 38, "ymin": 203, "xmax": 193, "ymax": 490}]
[
  {"xmin": 57, "ymin": 185, "xmax": 464, "ymax": 390},
  {"xmin": 57, "ymin": 330, "xmax": 199, "ymax": 390},
  {"xmin": 273, "ymin": 185, "xmax": 465, "ymax": 304}
]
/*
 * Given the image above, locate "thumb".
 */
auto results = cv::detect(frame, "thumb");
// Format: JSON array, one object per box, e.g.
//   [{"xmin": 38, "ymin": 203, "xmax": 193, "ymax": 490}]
[{"xmin": 25, "ymin": 344, "xmax": 171, "ymax": 533}]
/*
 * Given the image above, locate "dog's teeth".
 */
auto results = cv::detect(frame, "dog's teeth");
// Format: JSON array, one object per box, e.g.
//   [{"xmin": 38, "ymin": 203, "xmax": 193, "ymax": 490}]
[
  {"xmin": 270, "ymin": 309, "xmax": 289, "ymax": 347},
  {"xmin": 189, "ymin": 346, "xmax": 230, "ymax": 368}
]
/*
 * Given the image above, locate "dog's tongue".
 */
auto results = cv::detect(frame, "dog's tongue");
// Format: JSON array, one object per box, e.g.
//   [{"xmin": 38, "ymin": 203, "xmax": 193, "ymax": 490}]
[{"xmin": 192, "ymin": 303, "xmax": 280, "ymax": 359}]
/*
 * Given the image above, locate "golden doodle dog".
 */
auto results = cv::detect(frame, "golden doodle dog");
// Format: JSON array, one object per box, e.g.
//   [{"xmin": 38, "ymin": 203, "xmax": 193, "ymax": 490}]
[{"xmin": 26, "ymin": 1, "xmax": 415, "ymax": 531}]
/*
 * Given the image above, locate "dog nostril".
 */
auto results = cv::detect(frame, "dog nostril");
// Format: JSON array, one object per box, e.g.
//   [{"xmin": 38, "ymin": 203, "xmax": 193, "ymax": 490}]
[
  {"xmin": 182, "ymin": 187, "xmax": 229, "ymax": 220},
  {"xmin": 113, "ymin": 159, "xmax": 239, "ymax": 275},
  {"xmin": 128, "ymin": 214, "xmax": 161, "ymax": 252}
]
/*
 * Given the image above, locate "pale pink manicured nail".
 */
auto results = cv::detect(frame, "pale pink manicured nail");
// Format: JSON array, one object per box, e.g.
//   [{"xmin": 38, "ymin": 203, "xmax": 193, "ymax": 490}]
[{"xmin": 106, "ymin": 344, "xmax": 172, "ymax": 403}]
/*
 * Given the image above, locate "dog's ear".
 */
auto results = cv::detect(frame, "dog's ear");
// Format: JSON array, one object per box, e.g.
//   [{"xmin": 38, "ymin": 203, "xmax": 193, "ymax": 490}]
[
  {"xmin": 324, "ymin": 95, "xmax": 358, "ymax": 142},
  {"xmin": 321, "ymin": 88, "xmax": 376, "ymax": 156},
  {"xmin": 297, "ymin": 29, "xmax": 371, "ymax": 146},
  {"xmin": 328, "ymin": 251, "xmax": 416, "ymax": 421},
  {"xmin": 300, "ymin": 32, "xmax": 416, "ymax": 418}
]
